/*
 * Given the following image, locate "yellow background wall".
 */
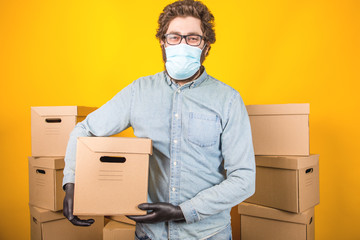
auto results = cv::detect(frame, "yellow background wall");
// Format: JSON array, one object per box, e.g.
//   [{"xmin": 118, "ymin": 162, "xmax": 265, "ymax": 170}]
[{"xmin": 0, "ymin": 0, "xmax": 359, "ymax": 239}]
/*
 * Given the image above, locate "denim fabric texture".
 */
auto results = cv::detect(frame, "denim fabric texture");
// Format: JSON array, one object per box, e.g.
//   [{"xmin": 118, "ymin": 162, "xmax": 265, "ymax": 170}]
[
  {"xmin": 134, "ymin": 222, "xmax": 232, "ymax": 240},
  {"xmin": 63, "ymin": 70, "xmax": 255, "ymax": 240}
]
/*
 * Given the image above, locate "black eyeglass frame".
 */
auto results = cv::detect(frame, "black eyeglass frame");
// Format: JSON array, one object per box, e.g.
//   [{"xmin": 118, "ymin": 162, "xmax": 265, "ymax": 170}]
[{"xmin": 163, "ymin": 33, "xmax": 205, "ymax": 46}]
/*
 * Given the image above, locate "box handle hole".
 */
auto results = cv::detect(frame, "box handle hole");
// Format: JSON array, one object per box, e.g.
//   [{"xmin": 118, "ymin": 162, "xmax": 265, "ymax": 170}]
[
  {"xmin": 100, "ymin": 156, "xmax": 126, "ymax": 163},
  {"xmin": 45, "ymin": 118, "xmax": 62, "ymax": 123},
  {"xmin": 309, "ymin": 217, "xmax": 313, "ymax": 225},
  {"xmin": 36, "ymin": 169, "xmax": 46, "ymax": 174},
  {"xmin": 305, "ymin": 168, "xmax": 313, "ymax": 174}
]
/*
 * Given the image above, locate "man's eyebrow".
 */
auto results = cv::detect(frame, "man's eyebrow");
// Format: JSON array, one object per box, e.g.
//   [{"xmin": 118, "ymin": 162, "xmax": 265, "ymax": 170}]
[
  {"xmin": 168, "ymin": 31, "xmax": 202, "ymax": 35},
  {"xmin": 187, "ymin": 31, "xmax": 202, "ymax": 35}
]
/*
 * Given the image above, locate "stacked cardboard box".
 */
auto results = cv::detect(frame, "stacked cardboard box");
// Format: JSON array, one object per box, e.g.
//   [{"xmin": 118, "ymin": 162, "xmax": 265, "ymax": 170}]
[
  {"xmin": 30, "ymin": 205, "xmax": 104, "ymax": 240},
  {"xmin": 29, "ymin": 106, "xmax": 105, "ymax": 240},
  {"xmin": 103, "ymin": 216, "xmax": 136, "ymax": 240},
  {"xmin": 29, "ymin": 106, "xmax": 153, "ymax": 240},
  {"xmin": 238, "ymin": 103, "xmax": 319, "ymax": 240}
]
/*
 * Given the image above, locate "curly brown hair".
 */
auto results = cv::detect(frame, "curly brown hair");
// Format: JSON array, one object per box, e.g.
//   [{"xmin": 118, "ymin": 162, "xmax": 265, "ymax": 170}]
[{"xmin": 156, "ymin": 0, "xmax": 216, "ymax": 45}]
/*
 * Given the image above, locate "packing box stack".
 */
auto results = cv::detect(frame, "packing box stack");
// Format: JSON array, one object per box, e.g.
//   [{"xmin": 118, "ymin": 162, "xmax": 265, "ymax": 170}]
[
  {"xmin": 29, "ymin": 105, "xmax": 153, "ymax": 239},
  {"xmin": 238, "ymin": 103, "xmax": 319, "ymax": 240},
  {"xmin": 29, "ymin": 106, "xmax": 103, "ymax": 240}
]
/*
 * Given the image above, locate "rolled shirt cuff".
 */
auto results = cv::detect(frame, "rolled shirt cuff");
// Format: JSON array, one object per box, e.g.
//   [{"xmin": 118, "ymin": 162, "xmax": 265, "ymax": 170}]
[
  {"xmin": 179, "ymin": 200, "xmax": 201, "ymax": 224},
  {"xmin": 62, "ymin": 174, "xmax": 75, "ymax": 189}
]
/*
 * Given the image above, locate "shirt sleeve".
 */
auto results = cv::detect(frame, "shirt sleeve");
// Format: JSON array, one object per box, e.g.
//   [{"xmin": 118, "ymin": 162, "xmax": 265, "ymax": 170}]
[
  {"xmin": 62, "ymin": 83, "xmax": 134, "ymax": 187},
  {"xmin": 179, "ymin": 91, "xmax": 256, "ymax": 223}
]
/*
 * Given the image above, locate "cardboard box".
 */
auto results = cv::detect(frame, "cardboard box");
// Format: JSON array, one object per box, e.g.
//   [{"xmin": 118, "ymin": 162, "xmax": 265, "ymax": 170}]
[
  {"xmin": 74, "ymin": 137, "xmax": 152, "ymax": 216},
  {"xmin": 245, "ymin": 154, "xmax": 319, "ymax": 213},
  {"xmin": 106, "ymin": 215, "xmax": 136, "ymax": 225},
  {"xmin": 29, "ymin": 205, "xmax": 104, "ymax": 240},
  {"xmin": 28, "ymin": 156, "xmax": 65, "ymax": 211},
  {"xmin": 238, "ymin": 202, "xmax": 314, "ymax": 240},
  {"xmin": 246, "ymin": 103, "xmax": 310, "ymax": 156},
  {"xmin": 103, "ymin": 220, "xmax": 135, "ymax": 240},
  {"xmin": 31, "ymin": 106, "xmax": 97, "ymax": 157}
]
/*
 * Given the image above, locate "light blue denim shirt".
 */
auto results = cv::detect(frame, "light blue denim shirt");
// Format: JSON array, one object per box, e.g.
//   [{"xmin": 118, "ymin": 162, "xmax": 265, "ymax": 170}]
[{"xmin": 63, "ymin": 69, "xmax": 255, "ymax": 240}]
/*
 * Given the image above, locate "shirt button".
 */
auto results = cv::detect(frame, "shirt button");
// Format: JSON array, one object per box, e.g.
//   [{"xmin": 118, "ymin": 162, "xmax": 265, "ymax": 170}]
[
  {"xmin": 172, "ymin": 187, "xmax": 176, "ymax": 192},
  {"xmin": 175, "ymin": 113, "xmax": 179, "ymax": 118},
  {"xmin": 173, "ymin": 139, "xmax": 178, "ymax": 144},
  {"xmin": 177, "ymin": 89, "xmax": 181, "ymax": 93},
  {"xmin": 173, "ymin": 161, "xmax": 177, "ymax": 166}
]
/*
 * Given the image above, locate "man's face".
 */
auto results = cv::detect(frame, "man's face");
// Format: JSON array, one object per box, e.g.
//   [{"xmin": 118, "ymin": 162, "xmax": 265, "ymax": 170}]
[{"xmin": 162, "ymin": 16, "xmax": 206, "ymax": 50}]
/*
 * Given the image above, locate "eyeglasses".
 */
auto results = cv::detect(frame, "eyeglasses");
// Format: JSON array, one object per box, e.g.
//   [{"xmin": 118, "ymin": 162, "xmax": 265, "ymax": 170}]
[{"xmin": 164, "ymin": 33, "xmax": 204, "ymax": 46}]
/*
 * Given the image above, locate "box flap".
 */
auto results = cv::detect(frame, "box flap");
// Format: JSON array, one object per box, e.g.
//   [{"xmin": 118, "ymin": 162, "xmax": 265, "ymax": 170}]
[
  {"xmin": 246, "ymin": 103, "xmax": 310, "ymax": 116},
  {"xmin": 255, "ymin": 154, "xmax": 319, "ymax": 170},
  {"xmin": 29, "ymin": 204, "xmax": 65, "ymax": 223},
  {"xmin": 238, "ymin": 202, "xmax": 314, "ymax": 224},
  {"xmin": 31, "ymin": 106, "xmax": 96, "ymax": 117},
  {"xmin": 77, "ymin": 137, "xmax": 153, "ymax": 155},
  {"xmin": 28, "ymin": 156, "xmax": 65, "ymax": 169}
]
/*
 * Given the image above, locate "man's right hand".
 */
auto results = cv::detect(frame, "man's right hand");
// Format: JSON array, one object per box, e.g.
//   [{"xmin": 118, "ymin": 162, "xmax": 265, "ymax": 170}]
[{"xmin": 63, "ymin": 183, "xmax": 95, "ymax": 226}]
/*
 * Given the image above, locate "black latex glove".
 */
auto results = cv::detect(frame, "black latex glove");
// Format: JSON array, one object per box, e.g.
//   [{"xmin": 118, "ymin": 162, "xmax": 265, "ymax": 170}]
[
  {"xmin": 126, "ymin": 202, "xmax": 185, "ymax": 223},
  {"xmin": 63, "ymin": 183, "xmax": 95, "ymax": 226}
]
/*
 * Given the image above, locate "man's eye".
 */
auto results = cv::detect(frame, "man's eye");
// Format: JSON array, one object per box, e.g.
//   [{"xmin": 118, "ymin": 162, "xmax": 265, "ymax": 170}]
[
  {"xmin": 188, "ymin": 36, "xmax": 200, "ymax": 42},
  {"xmin": 169, "ymin": 35, "xmax": 180, "ymax": 40}
]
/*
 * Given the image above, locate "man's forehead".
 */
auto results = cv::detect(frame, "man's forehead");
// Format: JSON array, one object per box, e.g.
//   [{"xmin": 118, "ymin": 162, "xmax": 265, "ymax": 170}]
[{"xmin": 166, "ymin": 16, "xmax": 202, "ymax": 35}]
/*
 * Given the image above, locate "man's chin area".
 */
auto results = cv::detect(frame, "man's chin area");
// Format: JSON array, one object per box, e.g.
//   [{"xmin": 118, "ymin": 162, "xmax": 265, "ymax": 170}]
[
  {"xmin": 173, "ymin": 77, "xmax": 196, "ymax": 85},
  {"xmin": 166, "ymin": 68, "xmax": 203, "ymax": 86}
]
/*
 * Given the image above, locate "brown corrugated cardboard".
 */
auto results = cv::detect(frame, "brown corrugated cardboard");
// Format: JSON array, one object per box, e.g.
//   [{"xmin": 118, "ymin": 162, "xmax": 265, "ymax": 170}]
[
  {"xmin": 74, "ymin": 137, "xmax": 152, "ymax": 216},
  {"xmin": 28, "ymin": 156, "xmax": 65, "ymax": 211},
  {"xmin": 245, "ymin": 155, "xmax": 320, "ymax": 213},
  {"xmin": 106, "ymin": 215, "xmax": 136, "ymax": 225},
  {"xmin": 29, "ymin": 205, "xmax": 104, "ymax": 240},
  {"xmin": 103, "ymin": 220, "xmax": 135, "ymax": 240},
  {"xmin": 238, "ymin": 202, "xmax": 314, "ymax": 240},
  {"xmin": 31, "ymin": 106, "xmax": 97, "ymax": 157},
  {"xmin": 246, "ymin": 103, "xmax": 310, "ymax": 156}
]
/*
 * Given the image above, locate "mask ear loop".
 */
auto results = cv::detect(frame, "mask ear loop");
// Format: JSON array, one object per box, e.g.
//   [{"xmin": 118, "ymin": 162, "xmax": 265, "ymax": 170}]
[
  {"xmin": 202, "ymin": 43, "xmax": 207, "ymax": 51},
  {"xmin": 201, "ymin": 43, "xmax": 211, "ymax": 58},
  {"xmin": 161, "ymin": 43, "xmax": 167, "ymax": 63}
]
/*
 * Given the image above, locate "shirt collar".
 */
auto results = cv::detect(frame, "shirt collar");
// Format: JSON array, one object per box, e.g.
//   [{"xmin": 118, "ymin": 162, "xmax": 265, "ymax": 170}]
[{"xmin": 165, "ymin": 68, "xmax": 208, "ymax": 89}]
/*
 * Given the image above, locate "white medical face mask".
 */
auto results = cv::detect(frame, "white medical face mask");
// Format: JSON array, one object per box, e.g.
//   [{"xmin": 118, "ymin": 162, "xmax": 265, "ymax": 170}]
[{"xmin": 165, "ymin": 44, "xmax": 203, "ymax": 80}]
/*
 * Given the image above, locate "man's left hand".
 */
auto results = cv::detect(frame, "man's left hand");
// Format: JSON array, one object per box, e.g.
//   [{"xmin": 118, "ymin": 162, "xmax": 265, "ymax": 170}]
[{"xmin": 126, "ymin": 202, "xmax": 185, "ymax": 223}]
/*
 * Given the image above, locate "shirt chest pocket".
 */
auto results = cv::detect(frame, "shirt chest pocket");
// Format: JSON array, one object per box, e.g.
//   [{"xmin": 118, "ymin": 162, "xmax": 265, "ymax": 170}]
[{"xmin": 187, "ymin": 112, "xmax": 221, "ymax": 147}]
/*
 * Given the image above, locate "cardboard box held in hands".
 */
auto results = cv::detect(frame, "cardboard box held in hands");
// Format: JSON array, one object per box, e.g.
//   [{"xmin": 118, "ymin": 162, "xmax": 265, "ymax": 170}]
[{"xmin": 74, "ymin": 137, "xmax": 152, "ymax": 216}]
